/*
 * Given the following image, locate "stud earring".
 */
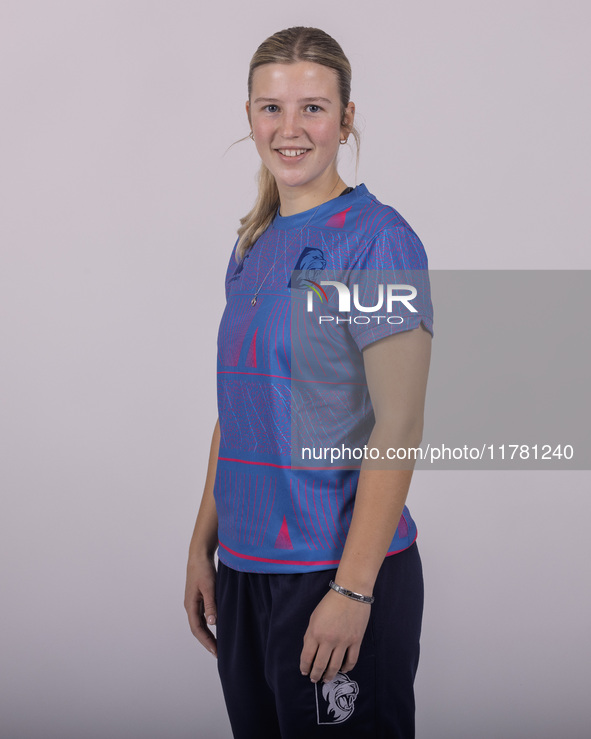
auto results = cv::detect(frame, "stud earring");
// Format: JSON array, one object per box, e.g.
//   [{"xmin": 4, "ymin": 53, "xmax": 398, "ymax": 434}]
[{"xmin": 339, "ymin": 138, "xmax": 348, "ymax": 144}]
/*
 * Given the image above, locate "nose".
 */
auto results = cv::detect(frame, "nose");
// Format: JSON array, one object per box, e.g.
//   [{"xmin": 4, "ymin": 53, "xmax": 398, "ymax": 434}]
[{"xmin": 280, "ymin": 108, "xmax": 302, "ymax": 139}]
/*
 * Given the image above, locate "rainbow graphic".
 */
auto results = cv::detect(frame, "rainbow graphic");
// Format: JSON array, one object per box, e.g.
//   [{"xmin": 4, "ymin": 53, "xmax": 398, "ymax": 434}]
[{"xmin": 304, "ymin": 279, "xmax": 328, "ymax": 303}]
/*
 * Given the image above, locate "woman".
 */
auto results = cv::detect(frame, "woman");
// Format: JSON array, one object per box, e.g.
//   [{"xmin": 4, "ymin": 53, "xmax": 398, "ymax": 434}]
[{"xmin": 185, "ymin": 26, "xmax": 433, "ymax": 738}]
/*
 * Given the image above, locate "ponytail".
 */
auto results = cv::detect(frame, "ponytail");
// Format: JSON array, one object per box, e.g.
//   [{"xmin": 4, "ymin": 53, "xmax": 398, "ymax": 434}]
[{"xmin": 236, "ymin": 164, "xmax": 279, "ymax": 261}]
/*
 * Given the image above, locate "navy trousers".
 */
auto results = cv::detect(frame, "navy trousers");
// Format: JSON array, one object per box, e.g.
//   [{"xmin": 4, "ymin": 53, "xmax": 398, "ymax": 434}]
[{"xmin": 215, "ymin": 543, "xmax": 424, "ymax": 738}]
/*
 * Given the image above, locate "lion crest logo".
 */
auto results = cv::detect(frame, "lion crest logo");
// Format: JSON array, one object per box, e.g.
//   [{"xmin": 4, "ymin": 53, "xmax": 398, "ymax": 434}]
[
  {"xmin": 288, "ymin": 247, "xmax": 327, "ymax": 290},
  {"xmin": 315, "ymin": 671, "xmax": 359, "ymax": 725}
]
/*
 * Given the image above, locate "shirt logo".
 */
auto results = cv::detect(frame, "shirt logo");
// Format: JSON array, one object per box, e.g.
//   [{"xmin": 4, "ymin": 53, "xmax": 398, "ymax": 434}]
[
  {"xmin": 288, "ymin": 247, "xmax": 327, "ymax": 290},
  {"xmin": 228, "ymin": 252, "xmax": 249, "ymax": 283}
]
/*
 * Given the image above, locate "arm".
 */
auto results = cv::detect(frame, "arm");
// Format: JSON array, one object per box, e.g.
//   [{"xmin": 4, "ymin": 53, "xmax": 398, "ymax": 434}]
[
  {"xmin": 300, "ymin": 325, "xmax": 432, "ymax": 683},
  {"xmin": 184, "ymin": 418, "xmax": 221, "ymax": 657}
]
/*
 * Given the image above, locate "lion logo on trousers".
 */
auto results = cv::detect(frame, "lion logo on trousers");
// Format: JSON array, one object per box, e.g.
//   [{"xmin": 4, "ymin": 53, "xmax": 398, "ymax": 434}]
[{"xmin": 315, "ymin": 671, "xmax": 359, "ymax": 725}]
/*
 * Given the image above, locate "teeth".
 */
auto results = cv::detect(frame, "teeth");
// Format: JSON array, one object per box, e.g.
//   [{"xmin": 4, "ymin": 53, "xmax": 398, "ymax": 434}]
[{"xmin": 278, "ymin": 149, "xmax": 307, "ymax": 157}]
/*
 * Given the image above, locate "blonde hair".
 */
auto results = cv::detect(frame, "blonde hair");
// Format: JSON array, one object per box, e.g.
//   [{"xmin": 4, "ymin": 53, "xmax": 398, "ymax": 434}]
[{"xmin": 236, "ymin": 27, "xmax": 360, "ymax": 261}]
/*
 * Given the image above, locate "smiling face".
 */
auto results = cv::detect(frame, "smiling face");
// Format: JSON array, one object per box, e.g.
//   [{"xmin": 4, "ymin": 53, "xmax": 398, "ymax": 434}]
[{"xmin": 246, "ymin": 61, "xmax": 355, "ymax": 214}]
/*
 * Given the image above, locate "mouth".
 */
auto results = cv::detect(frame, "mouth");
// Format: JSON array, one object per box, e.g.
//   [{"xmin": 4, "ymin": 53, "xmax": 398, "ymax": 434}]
[{"xmin": 275, "ymin": 148, "xmax": 310, "ymax": 160}]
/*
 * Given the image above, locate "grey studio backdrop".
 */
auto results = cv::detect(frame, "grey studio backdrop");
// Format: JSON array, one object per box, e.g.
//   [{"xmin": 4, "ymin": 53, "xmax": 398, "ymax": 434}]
[{"xmin": 1, "ymin": 2, "xmax": 589, "ymax": 739}]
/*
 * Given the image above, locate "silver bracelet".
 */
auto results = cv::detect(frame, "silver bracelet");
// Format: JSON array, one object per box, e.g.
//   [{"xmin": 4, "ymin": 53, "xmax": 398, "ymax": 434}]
[{"xmin": 329, "ymin": 580, "xmax": 375, "ymax": 604}]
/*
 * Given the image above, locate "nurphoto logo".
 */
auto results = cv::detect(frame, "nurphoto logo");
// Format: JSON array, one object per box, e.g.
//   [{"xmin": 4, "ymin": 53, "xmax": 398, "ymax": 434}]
[{"xmin": 305, "ymin": 280, "xmax": 418, "ymax": 325}]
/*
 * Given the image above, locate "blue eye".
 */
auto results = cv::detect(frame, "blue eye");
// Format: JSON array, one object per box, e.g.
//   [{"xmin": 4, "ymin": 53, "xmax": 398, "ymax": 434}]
[
  {"xmin": 306, "ymin": 105, "xmax": 321, "ymax": 113},
  {"xmin": 264, "ymin": 105, "xmax": 279, "ymax": 113}
]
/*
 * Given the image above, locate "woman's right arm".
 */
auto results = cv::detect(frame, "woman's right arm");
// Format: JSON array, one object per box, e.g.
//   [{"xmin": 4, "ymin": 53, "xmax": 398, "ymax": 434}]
[{"xmin": 184, "ymin": 418, "xmax": 220, "ymax": 657}]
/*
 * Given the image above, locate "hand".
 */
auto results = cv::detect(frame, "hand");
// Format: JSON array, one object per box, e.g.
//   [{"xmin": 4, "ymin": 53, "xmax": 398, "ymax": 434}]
[
  {"xmin": 300, "ymin": 588, "xmax": 371, "ymax": 683},
  {"xmin": 184, "ymin": 554, "xmax": 218, "ymax": 657}
]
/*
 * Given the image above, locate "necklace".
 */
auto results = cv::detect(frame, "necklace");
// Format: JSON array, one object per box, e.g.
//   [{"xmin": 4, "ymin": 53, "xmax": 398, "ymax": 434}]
[{"xmin": 250, "ymin": 179, "xmax": 345, "ymax": 306}]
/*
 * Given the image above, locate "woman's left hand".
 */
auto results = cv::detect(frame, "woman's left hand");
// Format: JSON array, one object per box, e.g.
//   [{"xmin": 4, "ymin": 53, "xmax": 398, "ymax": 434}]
[{"xmin": 299, "ymin": 589, "xmax": 371, "ymax": 683}]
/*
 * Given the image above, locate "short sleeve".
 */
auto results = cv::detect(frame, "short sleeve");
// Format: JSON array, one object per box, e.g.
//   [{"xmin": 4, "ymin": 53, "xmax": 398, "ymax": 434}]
[
  {"xmin": 346, "ymin": 226, "xmax": 434, "ymax": 352},
  {"xmin": 224, "ymin": 238, "xmax": 240, "ymax": 301}
]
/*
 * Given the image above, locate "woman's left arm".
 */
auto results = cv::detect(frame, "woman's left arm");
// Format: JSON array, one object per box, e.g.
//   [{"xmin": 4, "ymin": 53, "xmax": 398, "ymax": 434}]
[{"xmin": 299, "ymin": 324, "xmax": 432, "ymax": 684}]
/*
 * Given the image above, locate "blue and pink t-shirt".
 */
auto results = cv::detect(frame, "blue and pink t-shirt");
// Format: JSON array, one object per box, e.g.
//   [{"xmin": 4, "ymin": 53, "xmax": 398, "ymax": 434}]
[{"xmin": 214, "ymin": 183, "xmax": 434, "ymax": 573}]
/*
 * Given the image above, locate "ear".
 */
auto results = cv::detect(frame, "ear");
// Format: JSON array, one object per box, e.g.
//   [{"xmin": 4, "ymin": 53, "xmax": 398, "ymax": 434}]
[
  {"xmin": 341, "ymin": 101, "xmax": 356, "ymax": 137},
  {"xmin": 245, "ymin": 100, "xmax": 251, "ymax": 127}
]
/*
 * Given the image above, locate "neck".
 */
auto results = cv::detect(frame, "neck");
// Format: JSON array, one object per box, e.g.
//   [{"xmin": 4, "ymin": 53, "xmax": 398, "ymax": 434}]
[{"xmin": 277, "ymin": 173, "xmax": 347, "ymax": 217}]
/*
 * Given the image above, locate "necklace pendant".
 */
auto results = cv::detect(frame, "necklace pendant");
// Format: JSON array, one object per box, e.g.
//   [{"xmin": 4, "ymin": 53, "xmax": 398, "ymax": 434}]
[{"xmin": 251, "ymin": 296, "xmax": 257, "ymax": 306}]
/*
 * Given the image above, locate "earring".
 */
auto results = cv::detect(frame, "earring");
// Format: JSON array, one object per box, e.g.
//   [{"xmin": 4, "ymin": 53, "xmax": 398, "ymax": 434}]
[
  {"xmin": 249, "ymin": 131, "xmax": 254, "ymax": 140},
  {"xmin": 339, "ymin": 138, "xmax": 348, "ymax": 144}
]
